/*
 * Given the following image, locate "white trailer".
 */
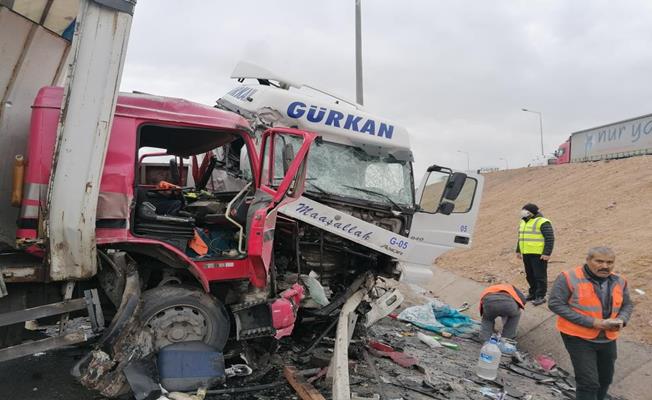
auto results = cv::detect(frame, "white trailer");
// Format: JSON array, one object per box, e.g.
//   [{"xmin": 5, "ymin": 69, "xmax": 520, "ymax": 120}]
[{"xmin": 569, "ymin": 113, "xmax": 652, "ymax": 163}]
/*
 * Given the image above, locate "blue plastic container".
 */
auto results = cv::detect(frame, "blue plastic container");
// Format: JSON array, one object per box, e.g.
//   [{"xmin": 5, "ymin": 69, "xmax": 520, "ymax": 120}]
[{"xmin": 158, "ymin": 341, "xmax": 225, "ymax": 391}]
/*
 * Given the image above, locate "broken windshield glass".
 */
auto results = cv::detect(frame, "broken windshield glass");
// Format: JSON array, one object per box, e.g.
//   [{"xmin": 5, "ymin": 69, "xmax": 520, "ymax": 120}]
[
  {"xmin": 305, "ymin": 140, "xmax": 413, "ymax": 206},
  {"xmin": 239, "ymin": 138, "xmax": 414, "ymax": 206}
]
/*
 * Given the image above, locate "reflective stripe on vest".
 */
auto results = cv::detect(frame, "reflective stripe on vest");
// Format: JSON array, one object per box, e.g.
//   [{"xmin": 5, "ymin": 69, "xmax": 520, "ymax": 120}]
[
  {"xmin": 479, "ymin": 284, "xmax": 525, "ymax": 315},
  {"xmin": 556, "ymin": 266, "xmax": 626, "ymax": 340},
  {"xmin": 518, "ymin": 217, "xmax": 549, "ymax": 254}
]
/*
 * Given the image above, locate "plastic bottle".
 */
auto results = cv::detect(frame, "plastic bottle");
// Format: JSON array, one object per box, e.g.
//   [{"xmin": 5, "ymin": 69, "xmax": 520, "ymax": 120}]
[
  {"xmin": 417, "ymin": 332, "xmax": 442, "ymax": 348},
  {"xmin": 498, "ymin": 338, "xmax": 517, "ymax": 355},
  {"xmin": 476, "ymin": 335, "xmax": 501, "ymax": 380}
]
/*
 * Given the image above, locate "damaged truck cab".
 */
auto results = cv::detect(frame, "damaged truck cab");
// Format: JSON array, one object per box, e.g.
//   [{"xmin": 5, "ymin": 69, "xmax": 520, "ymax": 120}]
[
  {"xmin": 4, "ymin": 86, "xmax": 316, "ymax": 355},
  {"xmin": 216, "ymin": 63, "xmax": 484, "ymax": 298}
]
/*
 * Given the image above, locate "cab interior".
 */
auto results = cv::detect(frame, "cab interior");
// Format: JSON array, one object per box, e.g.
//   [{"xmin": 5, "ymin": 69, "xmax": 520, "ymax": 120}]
[{"xmin": 132, "ymin": 124, "xmax": 253, "ymax": 260}]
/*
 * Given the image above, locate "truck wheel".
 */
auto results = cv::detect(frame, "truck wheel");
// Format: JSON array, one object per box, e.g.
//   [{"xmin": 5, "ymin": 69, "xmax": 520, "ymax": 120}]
[{"xmin": 140, "ymin": 285, "xmax": 229, "ymax": 351}]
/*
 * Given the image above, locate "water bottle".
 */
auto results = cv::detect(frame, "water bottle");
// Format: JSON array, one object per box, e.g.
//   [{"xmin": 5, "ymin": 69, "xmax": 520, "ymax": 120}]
[
  {"xmin": 477, "ymin": 335, "xmax": 501, "ymax": 380},
  {"xmin": 498, "ymin": 338, "xmax": 517, "ymax": 355}
]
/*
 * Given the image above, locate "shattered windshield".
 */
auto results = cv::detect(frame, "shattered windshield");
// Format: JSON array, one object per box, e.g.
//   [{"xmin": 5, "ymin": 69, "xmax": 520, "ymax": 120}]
[{"xmin": 303, "ymin": 140, "xmax": 413, "ymax": 207}]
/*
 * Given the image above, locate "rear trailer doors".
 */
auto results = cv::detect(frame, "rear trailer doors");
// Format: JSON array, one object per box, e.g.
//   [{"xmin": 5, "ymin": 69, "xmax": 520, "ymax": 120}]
[
  {"xmin": 409, "ymin": 166, "xmax": 484, "ymax": 259},
  {"xmin": 246, "ymin": 127, "xmax": 316, "ymax": 286}
]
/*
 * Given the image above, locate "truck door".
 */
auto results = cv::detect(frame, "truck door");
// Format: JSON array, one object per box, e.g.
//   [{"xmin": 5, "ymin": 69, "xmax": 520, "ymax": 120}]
[
  {"xmin": 408, "ymin": 166, "xmax": 484, "ymax": 262},
  {"xmin": 247, "ymin": 127, "xmax": 316, "ymax": 286}
]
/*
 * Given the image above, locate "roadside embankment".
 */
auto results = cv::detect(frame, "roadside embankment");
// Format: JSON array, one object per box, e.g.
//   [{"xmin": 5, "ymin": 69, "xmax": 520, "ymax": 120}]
[
  {"xmin": 425, "ymin": 266, "xmax": 652, "ymax": 400},
  {"xmin": 437, "ymin": 156, "xmax": 652, "ymax": 345}
]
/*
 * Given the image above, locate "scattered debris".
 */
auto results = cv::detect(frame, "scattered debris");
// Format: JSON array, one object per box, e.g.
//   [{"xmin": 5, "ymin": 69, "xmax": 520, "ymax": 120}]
[
  {"xmin": 535, "ymin": 355, "xmax": 557, "ymax": 372},
  {"xmin": 634, "ymin": 288, "xmax": 646, "ymax": 296},
  {"xmin": 418, "ymin": 332, "xmax": 443, "ymax": 349},
  {"xmin": 367, "ymin": 340, "xmax": 419, "ymax": 368},
  {"xmin": 364, "ymin": 288, "xmax": 405, "ymax": 328},
  {"xmin": 397, "ymin": 300, "xmax": 479, "ymax": 336},
  {"xmin": 284, "ymin": 366, "xmax": 326, "ymax": 400}
]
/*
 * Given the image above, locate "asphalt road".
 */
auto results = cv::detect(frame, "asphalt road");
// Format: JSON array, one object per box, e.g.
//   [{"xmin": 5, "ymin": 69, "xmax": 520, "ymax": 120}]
[{"xmin": 0, "ymin": 346, "xmax": 103, "ymax": 400}]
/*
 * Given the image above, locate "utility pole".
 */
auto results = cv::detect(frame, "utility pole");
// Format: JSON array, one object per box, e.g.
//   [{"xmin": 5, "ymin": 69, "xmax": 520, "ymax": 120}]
[
  {"xmin": 457, "ymin": 150, "xmax": 470, "ymax": 172},
  {"xmin": 355, "ymin": 0, "xmax": 364, "ymax": 105},
  {"xmin": 522, "ymin": 108, "xmax": 544, "ymax": 157}
]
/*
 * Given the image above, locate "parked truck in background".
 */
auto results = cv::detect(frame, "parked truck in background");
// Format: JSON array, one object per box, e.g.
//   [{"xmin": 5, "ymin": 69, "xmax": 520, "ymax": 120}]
[{"xmin": 553, "ymin": 113, "xmax": 652, "ymax": 164}]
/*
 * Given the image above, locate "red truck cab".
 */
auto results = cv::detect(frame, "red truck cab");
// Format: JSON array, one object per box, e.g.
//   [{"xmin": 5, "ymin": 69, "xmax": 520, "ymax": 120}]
[
  {"xmin": 552, "ymin": 138, "xmax": 571, "ymax": 164},
  {"xmin": 9, "ymin": 86, "xmax": 315, "ymax": 354}
]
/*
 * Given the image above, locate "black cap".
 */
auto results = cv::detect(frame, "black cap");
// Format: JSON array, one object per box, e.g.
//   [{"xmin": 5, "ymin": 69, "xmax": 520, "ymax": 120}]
[{"xmin": 522, "ymin": 203, "xmax": 539, "ymax": 215}]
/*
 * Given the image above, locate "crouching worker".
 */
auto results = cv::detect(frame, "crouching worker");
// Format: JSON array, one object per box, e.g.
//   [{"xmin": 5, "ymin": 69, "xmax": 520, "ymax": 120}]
[
  {"xmin": 549, "ymin": 247, "xmax": 633, "ymax": 400},
  {"xmin": 479, "ymin": 284, "xmax": 526, "ymax": 344}
]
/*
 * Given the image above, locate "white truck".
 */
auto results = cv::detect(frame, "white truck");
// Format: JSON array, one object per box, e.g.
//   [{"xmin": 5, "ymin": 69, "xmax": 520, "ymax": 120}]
[
  {"xmin": 217, "ymin": 62, "xmax": 484, "ymax": 289},
  {"xmin": 553, "ymin": 113, "xmax": 652, "ymax": 164}
]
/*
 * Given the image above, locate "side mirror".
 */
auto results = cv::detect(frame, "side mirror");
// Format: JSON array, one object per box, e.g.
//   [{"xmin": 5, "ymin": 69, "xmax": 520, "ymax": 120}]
[
  {"xmin": 437, "ymin": 201, "xmax": 455, "ymax": 215},
  {"xmin": 442, "ymin": 172, "xmax": 467, "ymax": 201},
  {"xmin": 282, "ymin": 143, "xmax": 295, "ymax": 174}
]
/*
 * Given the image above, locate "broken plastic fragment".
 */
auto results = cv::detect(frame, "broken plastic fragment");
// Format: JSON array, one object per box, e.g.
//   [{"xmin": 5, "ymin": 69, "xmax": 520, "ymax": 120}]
[
  {"xmin": 417, "ymin": 332, "xmax": 442, "ymax": 349},
  {"xmin": 535, "ymin": 354, "xmax": 556, "ymax": 372},
  {"xmin": 301, "ymin": 273, "xmax": 330, "ymax": 306}
]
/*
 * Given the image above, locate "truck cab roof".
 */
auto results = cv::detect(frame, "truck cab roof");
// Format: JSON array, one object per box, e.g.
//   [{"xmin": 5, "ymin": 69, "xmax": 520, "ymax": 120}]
[{"xmin": 217, "ymin": 62, "xmax": 413, "ymax": 162}]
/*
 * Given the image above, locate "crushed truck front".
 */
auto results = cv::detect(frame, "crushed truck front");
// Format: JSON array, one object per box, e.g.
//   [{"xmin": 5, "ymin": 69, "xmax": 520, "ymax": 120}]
[{"xmin": 216, "ymin": 63, "xmax": 484, "ymax": 299}]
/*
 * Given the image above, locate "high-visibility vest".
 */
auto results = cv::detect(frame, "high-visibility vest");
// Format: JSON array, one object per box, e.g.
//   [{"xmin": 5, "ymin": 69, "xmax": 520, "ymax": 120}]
[
  {"xmin": 518, "ymin": 217, "xmax": 550, "ymax": 254},
  {"xmin": 479, "ymin": 284, "xmax": 525, "ymax": 315},
  {"xmin": 556, "ymin": 266, "xmax": 626, "ymax": 340}
]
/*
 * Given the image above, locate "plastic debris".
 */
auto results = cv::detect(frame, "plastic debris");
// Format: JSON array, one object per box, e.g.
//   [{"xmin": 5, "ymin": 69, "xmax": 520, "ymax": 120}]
[
  {"xmin": 417, "ymin": 332, "xmax": 443, "ymax": 348},
  {"xmin": 368, "ymin": 340, "xmax": 419, "ymax": 368},
  {"xmin": 498, "ymin": 338, "xmax": 517, "ymax": 355},
  {"xmin": 365, "ymin": 288, "xmax": 404, "ymax": 327},
  {"xmin": 634, "ymin": 288, "xmax": 646, "ymax": 295},
  {"xmin": 301, "ymin": 273, "xmax": 330, "ymax": 306},
  {"xmin": 441, "ymin": 341, "xmax": 460, "ymax": 350},
  {"xmin": 397, "ymin": 301, "xmax": 479, "ymax": 336},
  {"xmin": 535, "ymin": 354, "xmax": 557, "ymax": 372},
  {"xmin": 479, "ymin": 387, "xmax": 507, "ymax": 399}
]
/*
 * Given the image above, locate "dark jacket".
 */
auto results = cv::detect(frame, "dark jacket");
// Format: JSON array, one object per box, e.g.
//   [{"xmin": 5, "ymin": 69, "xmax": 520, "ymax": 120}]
[
  {"xmin": 515, "ymin": 212, "xmax": 555, "ymax": 256},
  {"xmin": 548, "ymin": 264, "xmax": 634, "ymax": 341}
]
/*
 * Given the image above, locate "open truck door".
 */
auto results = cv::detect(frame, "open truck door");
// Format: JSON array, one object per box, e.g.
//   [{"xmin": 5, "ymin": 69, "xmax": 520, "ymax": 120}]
[
  {"xmin": 247, "ymin": 127, "xmax": 316, "ymax": 284},
  {"xmin": 409, "ymin": 165, "xmax": 484, "ymax": 257}
]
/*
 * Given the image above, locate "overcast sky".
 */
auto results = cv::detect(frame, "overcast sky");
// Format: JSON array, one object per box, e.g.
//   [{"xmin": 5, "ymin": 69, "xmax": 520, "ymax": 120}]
[{"xmin": 120, "ymin": 0, "xmax": 652, "ymax": 175}]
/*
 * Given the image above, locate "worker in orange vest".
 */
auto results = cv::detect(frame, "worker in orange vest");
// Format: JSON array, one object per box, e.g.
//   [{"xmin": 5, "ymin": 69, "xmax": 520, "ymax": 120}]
[
  {"xmin": 549, "ymin": 247, "xmax": 634, "ymax": 400},
  {"xmin": 479, "ymin": 284, "xmax": 527, "ymax": 342}
]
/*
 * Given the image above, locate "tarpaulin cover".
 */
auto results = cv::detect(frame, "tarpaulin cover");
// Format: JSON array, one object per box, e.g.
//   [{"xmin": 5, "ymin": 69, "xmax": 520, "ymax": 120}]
[{"xmin": 398, "ymin": 301, "xmax": 479, "ymax": 336}]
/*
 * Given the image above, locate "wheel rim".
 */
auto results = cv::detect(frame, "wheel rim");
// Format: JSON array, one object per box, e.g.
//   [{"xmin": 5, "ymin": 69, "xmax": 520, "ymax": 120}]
[{"xmin": 144, "ymin": 304, "xmax": 212, "ymax": 349}]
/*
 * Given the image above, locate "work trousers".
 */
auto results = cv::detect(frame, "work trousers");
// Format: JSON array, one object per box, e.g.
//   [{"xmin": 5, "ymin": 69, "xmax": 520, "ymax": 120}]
[
  {"xmin": 479, "ymin": 293, "xmax": 521, "ymax": 341},
  {"xmin": 522, "ymin": 254, "xmax": 548, "ymax": 298},
  {"xmin": 561, "ymin": 333, "xmax": 617, "ymax": 400}
]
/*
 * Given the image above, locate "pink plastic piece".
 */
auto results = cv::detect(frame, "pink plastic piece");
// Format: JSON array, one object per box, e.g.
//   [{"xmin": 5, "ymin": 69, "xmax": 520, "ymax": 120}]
[{"xmin": 535, "ymin": 354, "xmax": 557, "ymax": 371}]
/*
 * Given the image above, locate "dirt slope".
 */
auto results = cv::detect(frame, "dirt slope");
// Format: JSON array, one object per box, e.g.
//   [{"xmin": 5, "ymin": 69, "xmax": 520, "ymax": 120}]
[{"xmin": 436, "ymin": 156, "xmax": 652, "ymax": 344}]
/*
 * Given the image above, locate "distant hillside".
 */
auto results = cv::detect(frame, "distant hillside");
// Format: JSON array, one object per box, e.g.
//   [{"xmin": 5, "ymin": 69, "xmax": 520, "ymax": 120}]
[{"xmin": 436, "ymin": 156, "xmax": 652, "ymax": 344}]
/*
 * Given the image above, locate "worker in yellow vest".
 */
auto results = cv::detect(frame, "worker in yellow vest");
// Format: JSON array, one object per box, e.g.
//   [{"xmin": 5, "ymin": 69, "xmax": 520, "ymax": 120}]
[
  {"xmin": 549, "ymin": 247, "xmax": 633, "ymax": 400},
  {"xmin": 516, "ymin": 203, "xmax": 554, "ymax": 306}
]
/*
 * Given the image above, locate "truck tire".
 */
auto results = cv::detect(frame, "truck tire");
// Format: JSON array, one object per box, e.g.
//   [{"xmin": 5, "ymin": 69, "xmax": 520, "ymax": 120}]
[{"xmin": 140, "ymin": 285, "xmax": 229, "ymax": 351}]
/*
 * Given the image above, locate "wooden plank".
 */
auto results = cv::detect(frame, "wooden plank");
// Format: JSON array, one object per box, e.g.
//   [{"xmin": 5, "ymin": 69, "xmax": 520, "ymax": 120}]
[{"xmin": 284, "ymin": 366, "xmax": 326, "ymax": 400}]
